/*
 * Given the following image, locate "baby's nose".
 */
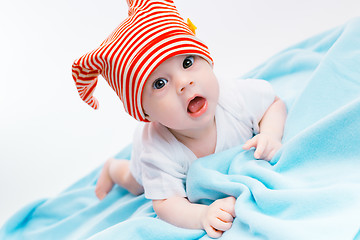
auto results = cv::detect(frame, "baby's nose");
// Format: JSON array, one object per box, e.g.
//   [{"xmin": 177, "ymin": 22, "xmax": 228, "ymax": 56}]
[{"xmin": 177, "ymin": 79, "xmax": 194, "ymax": 94}]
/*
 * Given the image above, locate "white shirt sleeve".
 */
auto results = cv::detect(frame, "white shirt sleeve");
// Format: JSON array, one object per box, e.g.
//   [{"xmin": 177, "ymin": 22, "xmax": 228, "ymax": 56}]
[
  {"xmin": 129, "ymin": 123, "xmax": 190, "ymax": 200},
  {"xmin": 140, "ymin": 151, "xmax": 187, "ymax": 199},
  {"xmin": 129, "ymin": 125, "xmax": 144, "ymax": 185}
]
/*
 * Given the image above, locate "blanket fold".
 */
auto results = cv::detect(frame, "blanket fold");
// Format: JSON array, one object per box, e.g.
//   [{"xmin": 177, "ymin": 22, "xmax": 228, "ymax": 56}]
[{"xmin": 2, "ymin": 17, "xmax": 360, "ymax": 240}]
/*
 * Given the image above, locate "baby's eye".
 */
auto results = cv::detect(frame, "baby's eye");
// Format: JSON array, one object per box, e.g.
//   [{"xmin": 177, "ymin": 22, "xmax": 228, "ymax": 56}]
[
  {"xmin": 153, "ymin": 78, "xmax": 168, "ymax": 89},
  {"xmin": 183, "ymin": 56, "xmax": 194, "ymax": 69}
]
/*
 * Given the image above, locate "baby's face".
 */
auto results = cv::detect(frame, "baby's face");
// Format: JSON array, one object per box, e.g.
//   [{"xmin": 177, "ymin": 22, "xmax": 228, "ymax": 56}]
[{"xmin": 142, "ymin": 55, "xmax": 219, "ymax": 131}]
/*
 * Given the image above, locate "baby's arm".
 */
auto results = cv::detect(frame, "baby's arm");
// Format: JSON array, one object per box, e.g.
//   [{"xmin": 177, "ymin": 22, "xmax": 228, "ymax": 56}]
[
  {"xmin": 243, "ymin": 96, "xmax": 287, "ymax": 160},
  {"xmin": 153, "ymin": 196, "xmax": 236, "ymax": 238}
]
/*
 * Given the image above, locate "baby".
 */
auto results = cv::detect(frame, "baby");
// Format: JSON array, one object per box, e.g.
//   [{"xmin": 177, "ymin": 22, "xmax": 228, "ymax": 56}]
[{"xmin": 72, "ymin": 0, "xmax": 287, "ymax": 238}]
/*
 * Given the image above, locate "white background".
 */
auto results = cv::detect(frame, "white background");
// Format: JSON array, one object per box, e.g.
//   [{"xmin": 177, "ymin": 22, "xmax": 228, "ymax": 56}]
[{"xmin": 0, "ymin": 0, "xmax": 359, "ymax": 226}]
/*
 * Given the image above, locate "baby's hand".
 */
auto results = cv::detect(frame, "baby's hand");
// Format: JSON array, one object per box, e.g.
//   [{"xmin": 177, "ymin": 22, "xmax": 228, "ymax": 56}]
[
  {"xmin": 201, "ymin": 196, "xmax": 236, "ymax": 238},
  {"xmin": 243, "ymin": 133, "xmax": 282, "ymax": 161}
]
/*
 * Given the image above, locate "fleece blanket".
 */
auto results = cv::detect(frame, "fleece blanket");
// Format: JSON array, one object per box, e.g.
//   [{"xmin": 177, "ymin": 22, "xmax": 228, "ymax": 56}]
[{"xmin": 2, "ymin": 17, "xmax": 360, "ymax": 240}]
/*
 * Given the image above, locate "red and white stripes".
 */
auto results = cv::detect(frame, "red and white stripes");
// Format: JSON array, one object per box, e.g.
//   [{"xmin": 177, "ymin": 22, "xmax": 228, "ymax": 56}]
[{"xmin": 72, "ymin": 0, "xmax": 213, "ymax": 121}]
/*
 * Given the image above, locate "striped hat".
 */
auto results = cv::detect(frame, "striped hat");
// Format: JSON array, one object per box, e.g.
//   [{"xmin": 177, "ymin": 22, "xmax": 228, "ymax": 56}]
[{"xmin": 72, "ymin": 0, "xmax": 213, "ymax": 122}]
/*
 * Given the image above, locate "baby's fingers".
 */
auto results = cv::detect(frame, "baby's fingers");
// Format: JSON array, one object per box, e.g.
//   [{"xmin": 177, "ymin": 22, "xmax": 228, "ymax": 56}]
[
  {"xmin": 204, "ymin": 225, "xmax": 223, "ymax": 239},
  {"xmin": 242, "ymin": 136, "xmax": 258, "ymax": 150},
  {"xmin": 221, "ymin": 196, "xmax": 236, "ymax": 217},
  {"xmin": 217, "ymin": 208, "xmax": 234, "ymax": 223},
  {"xmin": 264, "ymin": 148, "xmax": 278, "ymax": 161},
  {"xmin": 254, "ymin": 137, "xmax": 269, "ymax": 159},
  {"xmin": 209, "ymin": 216, "xmax": 233, "ymax": 232},
  {"xmin": 257, "ymin": 140, "xmax": 282, "ymax": 161}
]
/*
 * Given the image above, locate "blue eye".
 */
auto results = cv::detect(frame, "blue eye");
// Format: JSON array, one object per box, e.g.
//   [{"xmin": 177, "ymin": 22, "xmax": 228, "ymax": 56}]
[
  {"xmin": 183, "ymin": 56, "xmax": 194, "ymax": 69},
  {"xmin": 153, "ymin": 78, "xmax": 168, "ymax": 89}
]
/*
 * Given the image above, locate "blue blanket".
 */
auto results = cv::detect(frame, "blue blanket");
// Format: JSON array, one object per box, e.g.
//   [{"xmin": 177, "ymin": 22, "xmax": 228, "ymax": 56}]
[{"xmin": 2, "ymin": 18, "xmax": 360, "ymax": 240}]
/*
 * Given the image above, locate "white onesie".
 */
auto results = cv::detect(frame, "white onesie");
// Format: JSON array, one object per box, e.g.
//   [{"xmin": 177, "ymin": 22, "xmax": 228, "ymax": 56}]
[{"xmin": 129, "ymin": 79, "xmax": 276, "ymax": 199}]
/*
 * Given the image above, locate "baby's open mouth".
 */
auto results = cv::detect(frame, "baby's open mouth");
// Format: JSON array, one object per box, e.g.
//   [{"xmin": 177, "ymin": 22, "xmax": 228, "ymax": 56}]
[{"xmin": 187, "ymin": 96, "xmax": 208, "ymax": 117}]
